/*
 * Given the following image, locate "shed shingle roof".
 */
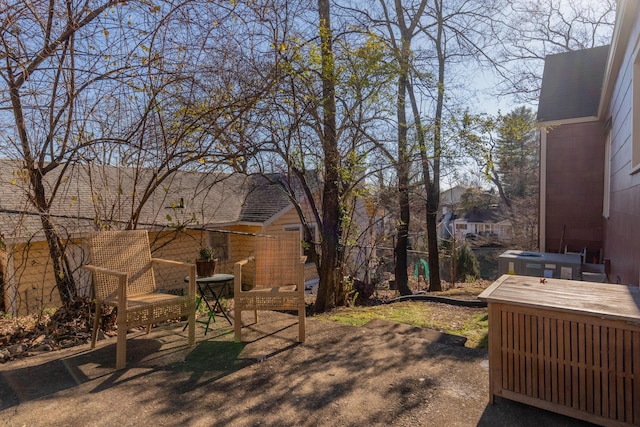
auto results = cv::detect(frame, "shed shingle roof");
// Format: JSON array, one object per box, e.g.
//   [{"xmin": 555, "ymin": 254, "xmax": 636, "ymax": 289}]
[{"xmin": 0, "ymin": 160, "xmax": 302, "ymax": 242}]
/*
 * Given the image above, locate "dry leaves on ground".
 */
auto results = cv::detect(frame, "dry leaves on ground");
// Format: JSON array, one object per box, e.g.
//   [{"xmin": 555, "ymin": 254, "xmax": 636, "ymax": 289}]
[{"xmin": 0, "ymin": 297, "xmax": 117, "ymax": 363}]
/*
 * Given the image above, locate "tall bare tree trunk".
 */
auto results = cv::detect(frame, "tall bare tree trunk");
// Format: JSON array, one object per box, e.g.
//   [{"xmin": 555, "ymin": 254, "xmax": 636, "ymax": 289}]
[
  {"xmin": 394, "ymin": 35, "xmax": 412, "ymax": 296},
  {"xmin": 9, "ymin": 82, "xmax": 76, "ymax": 304},
  {"xmin": 315, "ymin": 0, "xmax": 343, "ymax": 313},
  {"xmin": 425, "ymin": 0, "xmax": 445, "ymax": 292},
  {"xmin": 388, "ymin": 0, "xmax": 429, "ymax": 296}
]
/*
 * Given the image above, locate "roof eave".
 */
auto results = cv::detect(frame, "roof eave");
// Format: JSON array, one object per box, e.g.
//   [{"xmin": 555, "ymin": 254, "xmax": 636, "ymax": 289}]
[
  {"xmin": 538, "ymin": 115, "xmax": 600, "ymax": 128},
  {"xmin": 197, "ymin": 221, "xmax": 265, "ymax": 229},
  {"xmin": 598, "ymin": 0, "xmax": 635, "ymax": 119}
]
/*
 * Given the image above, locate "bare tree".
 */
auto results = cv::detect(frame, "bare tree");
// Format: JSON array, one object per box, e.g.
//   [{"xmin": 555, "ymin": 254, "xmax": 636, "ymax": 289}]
[
  {"xmin": 0, "ymin": 0, "xmax": 134, "ymax": 304},
  {"xmin": 495, "ymin": 0, "xmax": 616, "ymax": 102},
  {"xmin": 0, "ymin": 0, "xmax": 287, "ymax": 305}
]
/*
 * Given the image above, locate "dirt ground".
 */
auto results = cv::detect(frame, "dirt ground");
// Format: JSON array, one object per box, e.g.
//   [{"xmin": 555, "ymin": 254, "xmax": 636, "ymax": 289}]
[{"xmin": 0, "ymin": 309, "xmax": 597, "ymax": 427}]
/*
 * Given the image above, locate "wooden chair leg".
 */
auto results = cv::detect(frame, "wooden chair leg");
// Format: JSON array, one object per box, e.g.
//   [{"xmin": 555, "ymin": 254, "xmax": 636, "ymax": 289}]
[
  {"xmin": 187, "ymin": 304, "xmax": 195, "ymax": 346},
  {"xmin": 145, "ymin": 324, "xmax": 152, "ymax": 334},
  {"xmin": 116, "ymin": 315, "xmax": 127, "ymax": 370},
  {"xmin": 116, "ymin": 330, "xmax": 127, "ymax": 370},
  {"xmin": 234, "ymin": 308, "xmax": 242, "ymax": 342},
  {"xmin": 254, "ymin": 309, "xmax": 258, "ymax": 323},
  {"xmin": 91, "ymin": 303, "xmax": 102, "ymax": 349},
  {"xmin": 298, "ymin": 309, "xmax": 306, "ymax": 342}
]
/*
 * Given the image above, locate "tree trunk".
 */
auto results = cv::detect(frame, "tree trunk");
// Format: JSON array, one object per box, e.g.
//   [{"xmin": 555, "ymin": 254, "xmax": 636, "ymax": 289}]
[
  {"xmin": 425, "ymin": 1, "xmax": 445, "ymax": 292},
  {"xmin": 32, "ymin": 170, "xmax": 77, "ymax": 304},
  {"xmin": 315, "ymin": 0, "xmax": 343, "ymax": 313},
  {"xmin": 388, "ymin": 0, "xmax": 429, "ymax": 297},
  {"xmin": 425, "ymin": 183, "xmax": 441, "ymax": 291},
  {"xmin": 10, "ymin": 78, "xmax": 76, "ymax": 305},
  {"xmin": 394, "ymin": 45, "xmax": 412, "ymax": 296}
]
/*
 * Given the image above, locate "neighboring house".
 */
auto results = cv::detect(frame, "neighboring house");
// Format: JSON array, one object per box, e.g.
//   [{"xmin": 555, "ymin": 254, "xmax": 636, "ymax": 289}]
[
  {"xmin": 537, "ymin": 0, "xmax": 640, "ymax": 284},
  {"xmin": 436, "ymin": 186, "xmax": 512, "ymax": 244},
  {"xmin": 0, "ymin": 160, "xmax": 321, "ymax": 315},
  {"xmin": 454, "ymin": 208, "xmax": 512, "ymax": 243}
]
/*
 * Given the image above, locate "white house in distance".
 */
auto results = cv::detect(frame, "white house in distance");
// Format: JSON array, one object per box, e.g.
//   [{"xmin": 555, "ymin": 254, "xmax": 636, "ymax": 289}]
[
  {"xmin": 437, "ymin": 185, "xmax": 512, "ymax": 244},
  {"xmin": 453, "ymin": 208, "xmax": 512, "ymax": 242}
]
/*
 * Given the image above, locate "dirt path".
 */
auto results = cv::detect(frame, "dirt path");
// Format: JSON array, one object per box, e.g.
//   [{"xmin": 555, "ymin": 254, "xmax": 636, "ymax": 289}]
[{"xmin": 0, "ymin": 311, "xmax": 595, "ymax": 426}]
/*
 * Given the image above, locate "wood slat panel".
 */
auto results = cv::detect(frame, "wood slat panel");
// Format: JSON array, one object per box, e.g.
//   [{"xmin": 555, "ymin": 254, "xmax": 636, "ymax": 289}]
[
  {"xmin": 578, "ymin": 322, "xmax": 586, "ymax": 412},
  {"xmin": 585, "ymin": 323, "xmax": 594, "ymax": 414},
  {"xmin": 485, "ymin": 277, "xmax": 640, "ymax": 426},
  {"xmin": 544, "ymin": 316, "xmax": 552, "ymax": 402},
  {"xmin": 531, "ymin": 314, "xmax": 539, "ymax": 399},
  {"xmin": 504, "ymin": 310, "xmax": 512, "ymax": 391},
  {"xmin": 594, "ymin": 326, "xmax": 602, "ymax": 417},
  {"xmin": 567, "ymin": 322, "xmax": 580, "ymax": 409},
  {"xmin": 602, "ymin": 326, "xmax": 610, "ymax": 418},
  {"xmin": 558, "ymin": 319, "xmax": 566, "ymax": 406},
  {"xmin": 519, "ymin": 312, "xmax": 526, "ymax": 394},
  {"xmin": 623, "ymin": 330, "xmax": 632, "ymax": 424},
  {"xmin": 551, "ymin": 317, "xmax": 559, "ymax": 404},
  {"xmin": 633, "ymin": 331, "xmax": 640, "ymax": 425},
  {"xmin": 616, "ymin": 328, "xmax": 624, "ymax": 422},
  {"xmin": 608, "ymin": 328, "xmax": 616, "ymax": 419}
]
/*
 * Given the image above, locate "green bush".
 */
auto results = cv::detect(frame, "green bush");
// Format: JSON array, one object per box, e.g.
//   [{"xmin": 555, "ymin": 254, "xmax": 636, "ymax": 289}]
[
  {"xmin": 439, "ymin": 240, "xmax": 480, "ymax": 282},
  {"xmin": 455, "ymin": 243, "xmax": 481, "ymax": 282}
]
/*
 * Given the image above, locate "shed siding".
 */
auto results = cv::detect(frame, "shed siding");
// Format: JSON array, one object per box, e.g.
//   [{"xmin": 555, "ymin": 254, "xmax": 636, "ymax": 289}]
[
  {"xmin": 266, "ymin": 208, "xmax": 305, "ymax": 233},
  {"xmin": 604, "ymin": 17, "xmax": 640, "ymax": 284},
  {"xmin": 4, "ymin": 226, "xmax": 266, "ymax": 315},
  {"xmin": 8, "ymin": 241, "xmax": 63, "ymax": 316}
]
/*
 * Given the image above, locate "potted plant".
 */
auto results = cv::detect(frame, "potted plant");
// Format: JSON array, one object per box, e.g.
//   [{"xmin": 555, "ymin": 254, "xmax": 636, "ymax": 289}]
[{"xmin": 196, "ymin": 247, "xmax": 218, "ymax": 277}]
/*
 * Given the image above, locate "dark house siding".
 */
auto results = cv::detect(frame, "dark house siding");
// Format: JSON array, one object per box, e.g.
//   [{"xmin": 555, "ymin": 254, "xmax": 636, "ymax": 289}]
[
  {"xmin": 604, "ymin": 185, "xmax": 640, "ymax": 284},
  {"xmin": 544, "ymin": 121, "xmax": 605, "ymax": 259}
]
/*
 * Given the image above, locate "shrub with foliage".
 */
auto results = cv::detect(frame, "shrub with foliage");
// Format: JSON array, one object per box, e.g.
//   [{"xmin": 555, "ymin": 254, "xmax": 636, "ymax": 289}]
[
  {"xmin": 455, "ymin": 243, "xmax": 481, "ymax": 282},
  {"xmin": 439, "ymin": 240, "xmax": 481, "ymax": 283},
  {"xmin": 349, "ymin": 278, "xmax": 376, "ymax": 304}
]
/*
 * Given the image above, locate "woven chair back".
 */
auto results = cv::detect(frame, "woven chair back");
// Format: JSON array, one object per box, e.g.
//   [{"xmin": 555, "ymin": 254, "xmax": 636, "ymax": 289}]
[
  {"xmin": 254, "ymin": 232, "xmax": 300, "ymax": 287},
  {"xmin": 86, "ymin": 230, "xmax": 157, "ymax": 300}
]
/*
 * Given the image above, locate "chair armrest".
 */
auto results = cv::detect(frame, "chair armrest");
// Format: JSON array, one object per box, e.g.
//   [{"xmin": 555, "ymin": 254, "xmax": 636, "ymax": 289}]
[
  {"xmin": 151, "ymin": 258, "xmax": 196, "ymax": 296},
  {"xmin": 234, "ymin": 257, "xmax": 254, "ymax": 295},
  {"xmin": 83, "ymin": 264, "xmax": 128, "ymax": 278},
  {"xmin": 83, "ymin": 264, "xmax": 128, "ymax": 303}
]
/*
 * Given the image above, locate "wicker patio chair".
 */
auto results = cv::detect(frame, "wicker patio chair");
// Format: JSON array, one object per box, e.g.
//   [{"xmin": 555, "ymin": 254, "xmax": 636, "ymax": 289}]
[
  {"xmin": 83, "ymin": 230, "xmax": 196, "ymax": 370},
  {"xmin": 234, "ymin": 232, "xmax": 306, "ymax": 342}
]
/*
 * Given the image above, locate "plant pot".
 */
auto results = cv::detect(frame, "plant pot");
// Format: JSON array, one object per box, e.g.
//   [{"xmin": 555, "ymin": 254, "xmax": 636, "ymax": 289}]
[{"xmin": 196, "ymin": 259, "xmax": 217, "ymax": 277}]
